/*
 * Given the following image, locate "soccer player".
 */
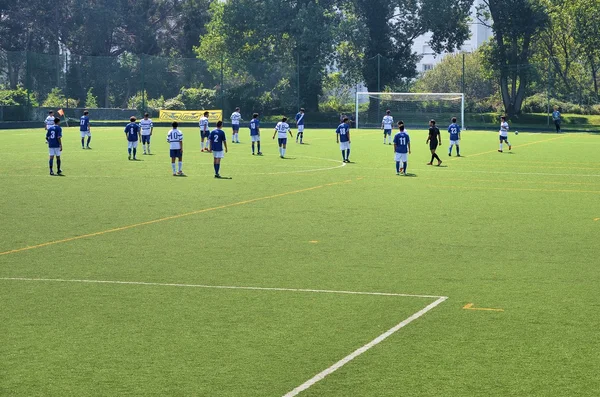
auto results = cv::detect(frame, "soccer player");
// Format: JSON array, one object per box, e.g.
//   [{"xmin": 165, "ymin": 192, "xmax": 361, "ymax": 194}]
[
  {"xmin": 448, "ymin": 117, "xmax": 461, "ymax": 157},
  {"xmin": 295, "ymin": 108, "xmax": 305, "ymax": 144},
  {"xmin": 230, "ymin": 107, "xmax": 242, "ymax": 143},
  {"xmin": 199, "ymin": 111, "xmax": 210, "ymax": 152},
  {"xmin": 44, "ymin": 111, "xmax": 55, "ymax": 133},
  {"xmin": 272, "ymin": 117, "xmax": 294, "ymax": 158},
  {"xmin": 498, "ymin": 116, "xmax": 511, "ymax": 153},
  {"xmin": 124, "ymin": 116, "xmax": 141, "ymax": 160},
  {"xmin": 336, "ymin": 117, "xmax": 351, "ymax": 163},
  {"xmin": 552, "ymin": 106, "xmax": 561, "ymax": 133},
  {"xmin": 167, "ymin": 122, "xmax": 184, "ymax": 176},
  {"xmin": 209, "ymin": 120, "xmax": 228, "ymax": 178},
  {"xmin": 79, "ymin": 110, "xmax": 92, "ymax": 149},
  {"xmin": 426, "ymin": 119, "xmax": 442, "ymax": 166},
  {"xmin": 140, "ymin": 113, "xmax": 153, "ymax": 155},
  {"xmin": 46, "ymin": 117, "xmax": 63, "ymax": 176},
  {"xmin": 250, "ymin": 113, "xmax": 262, "ymax": 156},
  {"xmin": 381, "ymin": 110, "xmax": 393, "ymax": 145},
  {"xmin": 393, "ymin": 121, "xmax": 411, "ymax": 175}
]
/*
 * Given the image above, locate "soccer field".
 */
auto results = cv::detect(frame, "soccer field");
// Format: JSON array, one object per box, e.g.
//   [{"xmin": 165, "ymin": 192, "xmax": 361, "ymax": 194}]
[{"xmin": 1, "ymin": 126, "xmax": 599, "ymax": 396}]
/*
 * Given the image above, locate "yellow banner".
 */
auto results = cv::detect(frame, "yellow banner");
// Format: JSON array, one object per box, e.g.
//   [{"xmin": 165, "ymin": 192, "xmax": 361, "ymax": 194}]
[{"xmin": 159, "ymin": 110, "xmax": 222, "ymax": 123}]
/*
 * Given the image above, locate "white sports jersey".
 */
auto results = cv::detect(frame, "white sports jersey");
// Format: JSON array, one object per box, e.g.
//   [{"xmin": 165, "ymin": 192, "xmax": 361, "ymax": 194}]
[
  {"xmin": 199, "ymin": 116, "xmax": 209, "ymax": 131},
  {"xmin": 140, "ymin": 119, "xmax": 153, "ymax": 135},
  {"xmin": 275, "ymin": 122, "xmax": 290, "ymax": 138},
  {"xmin": 45, "ymin": 116, "xmax": 55, "ymax": 129},
  {"xmin": 230, "ymin": 112, "xmax": 242, "ymax": 125},
  {"xmin": 167, "ymin": 129, "xmax": 183, "ymax": 149},
  {"xmin": 382, "ymin": 115, "xmax": 393, "ymax": 129},
  {"xmin": 499, "ymin": 122, "xmax": 509, "ymax": 136}
]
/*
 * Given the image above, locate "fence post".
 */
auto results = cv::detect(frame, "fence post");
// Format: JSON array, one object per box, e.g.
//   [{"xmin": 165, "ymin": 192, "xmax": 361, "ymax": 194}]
[
  {"xmin": 377, "ymin": 54, "xmax": 381, "ymax": 118},
  {"xmin": 546, "ymin": 58, "xmax": 551, "ymax": 127},
  {"xmin": 141, "ymin": 54, "xmax": 146, "ymax": 113},
  {"xmin": 26, "ymin": 51, "xmax": 30, "ymax": 108},
  {"xmin": 297, "ymin": 51, "xmax": 300, "ymax": 111},
  {"xmin": 220, "ymin": 53, "xmax": 225, "ymax": 113}
]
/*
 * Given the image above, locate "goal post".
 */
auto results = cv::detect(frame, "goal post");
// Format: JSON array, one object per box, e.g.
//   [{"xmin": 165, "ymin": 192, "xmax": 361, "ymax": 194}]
[{"xmin": 355, "ymin": 92, "xmax": 465, "ymax": 130}]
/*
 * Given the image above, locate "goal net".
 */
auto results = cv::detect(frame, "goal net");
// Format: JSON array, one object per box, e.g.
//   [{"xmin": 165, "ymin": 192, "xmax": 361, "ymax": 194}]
[{"xmin": 354, "ymin": 92, "xmax": 465, "ymax": 130}]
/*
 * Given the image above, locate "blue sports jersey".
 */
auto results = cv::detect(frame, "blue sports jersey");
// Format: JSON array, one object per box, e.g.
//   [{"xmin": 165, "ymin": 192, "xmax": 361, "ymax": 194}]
[
  {"xmin": 125, "ymin": 122, "xmax": 140, "ymax": 141},
  {"xmin": 552, "ymin": 110, "xmax": 561, "ymax": 121},
  {"xmin": 80, "ymin": 116, "xmax": 90, "ymax": 131},
  {"xmin": 46, "ymin": 126, "xmax": 62, "ymax": 148},
  {"xmin": 448, "ymin": 123, "xmax": 461, "ymax": 140},
  {"xmin": 336, "ymin": 123, "xmax": 350, "ymax": 142},
  {"xmin": 209, "ymin": 129, "xmax": 226, "ymax": 151},
  {"xmin": 250, "ymin": 119, "xmax": 260, "ymax": 136},
  {"xmin": 394, "ymin": 132, "xmax": 410, "ymax": 153},
  {"xmin": 295, "ymin": 112, "xmax": 305, "ymax": 126}
]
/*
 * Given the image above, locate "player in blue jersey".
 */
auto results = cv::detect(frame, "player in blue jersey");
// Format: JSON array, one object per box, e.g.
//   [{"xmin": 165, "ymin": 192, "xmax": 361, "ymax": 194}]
[
  {"xmin": 393, "ymin": 121, "xmax": 411, "ymax": 176},
  {"xmin": 124, "ymin": 116, "xmax": 141, "ymax": 160},
  {"xmin": 273, "ymin": 117, "xmax": 294, "ymax": 158},
  {"xmin": 448, "ymin": 117, "xmax": 461, "ymax": 156},
  {"xmin": 46, "ymin": 118, "xmax": 63, "ymax": 176},
  {"xmin": 552, "ymin": 106, "xmax": 561, "ymax": 133},
  {"xmin": 295, "ymin": 108, "xmax": 305, "ymax": 144},
  {"xmin": 336, "ymin": 117, "xmax": 351, "ymax": 163},
  {"xmin": 209, "ymin": 120, "xmax": 228, "ymax": 178},
  {"xmin": 250, "ymin": 113, "xmax": 262, "ymax": 156},
  {"xmin": 167, "ymin": 122, "xmax": 184, "ymax": 176},
  {"xmin": 80, "ymin": 110, "xmax": 92, "ymax": 149}
]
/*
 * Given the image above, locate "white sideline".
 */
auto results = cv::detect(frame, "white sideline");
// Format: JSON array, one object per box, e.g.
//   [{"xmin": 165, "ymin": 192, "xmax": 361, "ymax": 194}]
[
  {"xmin": 282, "ymin": 296, "xmax": 448, "ymax": 397},
  {"xmin": 0, "ymin": 277, "xmax": 448, "ymax": 396}
]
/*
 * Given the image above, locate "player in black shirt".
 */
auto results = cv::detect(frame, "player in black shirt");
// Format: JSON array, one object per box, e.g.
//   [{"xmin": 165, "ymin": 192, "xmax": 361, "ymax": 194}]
[{"xmin": 426, "ymin": 119, "xmax": 442, "ymax": 166}]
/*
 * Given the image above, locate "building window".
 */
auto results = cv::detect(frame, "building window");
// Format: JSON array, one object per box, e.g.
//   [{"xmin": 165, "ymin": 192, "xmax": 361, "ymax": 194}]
[{"xmin": 422, "ymin": 64, "xmax": 433, "ymax": 72}]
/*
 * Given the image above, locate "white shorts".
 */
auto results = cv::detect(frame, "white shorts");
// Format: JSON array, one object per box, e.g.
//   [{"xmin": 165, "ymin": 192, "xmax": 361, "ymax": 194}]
[
  {"xmin": 340, "ymin": 141, "xmax": 350, "ymax": 151},
  {"xmin": 251, "ymin": 135, "xmax": 261, "ymax": 142},
  {"xmin": 128, "ymin": 141, "xmax": 138, "ymax": 149},
  {"xmin": 48, "ymin": 147, "xmax": 61, "ymax": 156},
  {"xmin": 213, "ymin": 151, "xmax": 224, "ymax": 159},
  {"xmin": 450, "ymin": 140, "xmax": 460, "ymax": 145},
  {"xmin": 297, "ymin": 125, "xmax": 305, "ymax": 133},
  {"xmin": 395, "ymin": 153, "xmax": 408, "ymax": 162},
  {"xmin": 80, "ymin": 130, "xmax": 91, "ymax": 138}
]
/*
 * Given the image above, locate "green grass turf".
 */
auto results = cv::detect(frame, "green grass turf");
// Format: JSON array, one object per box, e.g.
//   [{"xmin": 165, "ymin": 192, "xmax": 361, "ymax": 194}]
[{"xmin": 1, "ymin": 126, "xmax": 599, "ymax": 396}]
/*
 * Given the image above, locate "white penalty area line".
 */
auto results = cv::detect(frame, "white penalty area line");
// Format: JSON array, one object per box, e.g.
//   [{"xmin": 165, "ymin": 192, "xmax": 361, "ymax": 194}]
[{"xmin": 0, "ymin": 277, "xmax": 447, "ymax": 396}]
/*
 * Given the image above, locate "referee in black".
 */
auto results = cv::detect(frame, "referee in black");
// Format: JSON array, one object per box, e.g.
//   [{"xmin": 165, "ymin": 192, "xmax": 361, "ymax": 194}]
[{"xmin": 426, "ymin": 119, "xmax": 443, "ymax": 166}]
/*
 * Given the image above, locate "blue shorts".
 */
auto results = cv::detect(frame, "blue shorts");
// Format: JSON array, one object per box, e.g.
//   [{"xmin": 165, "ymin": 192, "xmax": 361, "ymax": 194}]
[
  {"xmin": 201, "ymin": 131, "xmax": 210, "ymax": 139},
  {"xmin": 384, "ymin": 129, "xmax": 392, "ymax": 135},
  {"xmin": 499, "ymin": 136, "xmax": 508, "ymax": 142},
  {"xmin": 232, "ymin": 124, "xmax": 240, "ymax": 131},
  {"xmin": 278, "ymin": 138, "xmax": 287, "ymax": 146},
  {"xmin": 142, "ymin": 135, "xmax": 151, "ymax": 144},
  {"xmin": 170, "ymin": 149, "xmax": 182, "ymax": 158}
]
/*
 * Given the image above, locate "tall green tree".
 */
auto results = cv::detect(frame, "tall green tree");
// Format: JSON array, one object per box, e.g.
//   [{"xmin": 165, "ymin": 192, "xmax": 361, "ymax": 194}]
[{"xmin": 479, "ymin": 0, "xmax": 549, "ymax": 117}]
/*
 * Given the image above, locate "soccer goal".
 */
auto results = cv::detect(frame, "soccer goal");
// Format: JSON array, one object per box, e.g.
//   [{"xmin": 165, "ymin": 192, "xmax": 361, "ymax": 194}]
[{"xmin": 354, "ymin": 92, "xmax": 465, "ymax": 130}]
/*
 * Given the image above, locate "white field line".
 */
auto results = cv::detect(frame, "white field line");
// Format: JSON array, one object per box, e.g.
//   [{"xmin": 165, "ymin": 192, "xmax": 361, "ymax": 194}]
[
  {"xmin": 283, "ymin": 296, "xmax": 448, "ymax": 397},
  {"xmin": 0, "ymin": 277, "xmax": 447, "ymax": 396}
]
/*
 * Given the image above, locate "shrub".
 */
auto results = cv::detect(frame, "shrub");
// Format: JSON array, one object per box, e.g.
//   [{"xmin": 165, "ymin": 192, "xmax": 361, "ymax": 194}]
[
  {"xmin": 42, "ymin": 88, "xmax": 79, "ymax": 108},
  {"xmin": 178, "ymin": 87, "xmax": 217, "ymax": 109},
  {"xmin": 85, "ymin": 88, "xmax": 98, "ymax": 108},
  {"xmin": 0, "ymin": 86, "xmax": 38, "ymax": 107},
  {"xmin": 163, "ymin": 97, "xmax": 186, "ymax": 110}
]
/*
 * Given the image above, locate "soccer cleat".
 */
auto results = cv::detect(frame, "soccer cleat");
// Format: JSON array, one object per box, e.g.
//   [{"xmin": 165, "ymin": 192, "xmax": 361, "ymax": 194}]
[
  {"xmin": 396, "ymin": 172, "xmax": 400, "ymax": 176},
  {"xmin": 147, "ymin": 150, "xmax": 150, "ymax": 155},
  {"xmin": 50, "ymin": 171, "xmax": 55, "ymax": 176},
  {"xmin": 252, "ymin": 153, "xmax": 255, "ymax": 155},
  {"xmin": 57, "ymin": 170, "xmax": 63, "ymax": 175},
  {"xmin": 214, "ymin": 174, "xmax": 222, "ymax": 178},
  {"xmin": 173, "ymin": 173, "xmax": 177, "ymax": 176},
  {"xmin": 498, "ymin": 150, "xmax": 503, "ymax": 153},
  {"xmin": 437, "ymin": 160, "xmax": 442, "ymax": 166},
  {"xmin": 388, "ymin": 143, "xmax": 392, "ymax": 145},
  {"xmin": 427, "ymin": 162, "xmax": 432, "ymax": 165},
  {"xmin": 82, "ymin": 147, "xmax": 85, "ymax": 149},
  {"xmin": 143, "ymin": 152, "xmax": 147, "ymax": 155},
  {"xmin": 257, "ymin": 152, "xmax": 263, "ymax": 156},
  {"xmin": 128, "ymin": 155, "xmax": 131, "ymax": 160},
  {"xmin": 448, "ymin": 153, "xmax": 451, "ymax": 156},
  {"xmin": 509, "ymin": 145, "xmax": 512, "ymax": 150},
  {"xmin": 280, "ymin": 155, "xmax": 284, "ymax": 159},
  {"xmin": 456, "ymin": 154, "xmax": 461, "ymax": 157}
]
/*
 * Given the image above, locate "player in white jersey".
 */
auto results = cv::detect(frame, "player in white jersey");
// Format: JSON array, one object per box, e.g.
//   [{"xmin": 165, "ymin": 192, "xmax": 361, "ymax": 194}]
[
  {"xmin": 381, "ymin": 110, "xmax": 394, "ymax": 145},
  {"xmin": 140, "ymin": 113, "xmax": 154, "ymax": 155},
  {"xmin": 272, "ymin": 117, "xmax": 294, "ymax": 158},
  {"xmin": 230, "ymin": 107, "xmax": 242, "ymax": 143},
  {"xmin": 44, "ymin": 111, "xmax": 55, "ymax": 130},
  {"xmin": 199, "ymin": 111, "xmax": 210, "ymax": 152},
  {"xmin": 167, "ymin": 121, "xmax": 184, "ymax": 176},
  {"xmin": 498, "ymin": 116, "xmax": 512, "ymax": 153}
]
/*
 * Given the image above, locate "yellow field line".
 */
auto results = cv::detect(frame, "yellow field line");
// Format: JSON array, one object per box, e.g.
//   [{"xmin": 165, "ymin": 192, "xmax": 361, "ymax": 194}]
[
  {"xmin": 0, "ymin": 180, "xmax": 352, "ymax": 257},
  {"xmin": 434, "ymin": 177, "xmax": 600, "ymax": 187},
  {"xmin": 463, "ymin": 303, "xmax": 504, "ymax": 312},
  {"xmin": 425, "ymin": 184, "xmax": 600, "ymax": 195}
]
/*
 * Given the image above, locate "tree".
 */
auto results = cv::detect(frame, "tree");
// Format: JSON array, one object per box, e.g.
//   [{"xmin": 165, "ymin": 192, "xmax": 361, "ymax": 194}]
[
  {"xmin": 572, "ymin": 0, "xmax": 600, "ymax": 97},
  {"xmin": 85, "ymin": 87, "xmax": 98, "ymax": 108},
  {"xmin": 479, "ymin": 0, "xmax": 549, "ymax": 117}
]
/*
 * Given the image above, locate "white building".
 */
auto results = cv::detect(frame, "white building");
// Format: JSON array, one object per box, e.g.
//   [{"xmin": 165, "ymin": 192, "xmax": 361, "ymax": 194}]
[{"xmin": 412, "ymin": 0, "xmax": 492, "ymax": 73}]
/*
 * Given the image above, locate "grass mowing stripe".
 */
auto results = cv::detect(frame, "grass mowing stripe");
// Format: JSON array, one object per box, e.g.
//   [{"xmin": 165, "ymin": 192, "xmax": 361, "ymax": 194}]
[
  {"xmin": 283, "ymin": 296, "xmax": 448, "ymax": 397},
  {"xmin": 0, "ymin": 180, "xmax": 352, "ymax": 257}
]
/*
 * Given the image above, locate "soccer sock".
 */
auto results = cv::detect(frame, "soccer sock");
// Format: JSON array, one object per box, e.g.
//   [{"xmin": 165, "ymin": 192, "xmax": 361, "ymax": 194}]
[
  {"xmin": 178, "ymin": 162, "xmax": 183, "ymax": 172},
  {"xmin": 341, "ymin": 151, "xmax": 346, "ymax": 161},
  {"xmin": 252, "ymin": 142, "xmax": 255, "ymax": 153},
  {"xmin": 507, "ymin": 141, "xmax": 511, "ymax": 147},
  {"xmin": 257, "ymin": 142, "xmax": 261, "ymax": 152},
  {"xmin": 81, "ymin": 138, "xmax": 84, "ymax": 147},
  {"xmin": 49, "ymin": 159, "xmax": 53, "ymax": 170},
  {"xmin": 147, "ymin": 144, "xmax": 150, "ymax": 153},
  {"xmin": 499, "ymin": 143, "xmax": 503, "ymax": 150},
  {"xmin": 449, "ymin": 144, "xmax": 453, "ymax": 154},
  {"xmin": 384, "ymin": 136, "xmax": 386, "ymax": 144},
  {"xmin": 346, "ymin": 149, "xmax": 350, "ymax": 160},
  {"xmin": 434, "ymin": 153, "xmax": 441, "ymax": 161},
  {"xmin": 296, "ymin": 132, "xmax": 299, "ymax": 141},
  {"xmin": 282, "ymin": 148, "xmax": 286, "ymax": 157},
  {"xmin": 456, "ymin": 145, "xmax": 460, "ymax": 155},
  {"xmin": 300, "ymin": 132, "xmax": 303, "ymax": 143},
  {"xmin": 56, "ymin": 158, "xmax": 61, "ymax": 170},
  {"xmin": 396, "ymin": 161, "xmax": 400, "ymax": 173},
  {"xmin": 133, "ymin": 148, "xmax": 137, "ymax": 158},
  {"xmin": 87, "ymin": 137, "xmax": 91, "ymax": 146},
  {"xmin": 128, "ymin": 148, "xmax": 132, "ymax": 155},
  {"xmin": 215, "ymin": 163, "xmax": 220, "ymax": 174},
  {"xmin": 201, "ymin": 142, "xmax": 204, "ymax": 150},
  {"xmin": 171, "ymin": 163, "xmax": 176, "ymax": 173},
  {"xmin": 403, "ymin": 162, "xmax": 408, "ymax": 173},
  {"xmin": 430, "ymin": 154, "xmax": 434, "ymax": 163}
]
